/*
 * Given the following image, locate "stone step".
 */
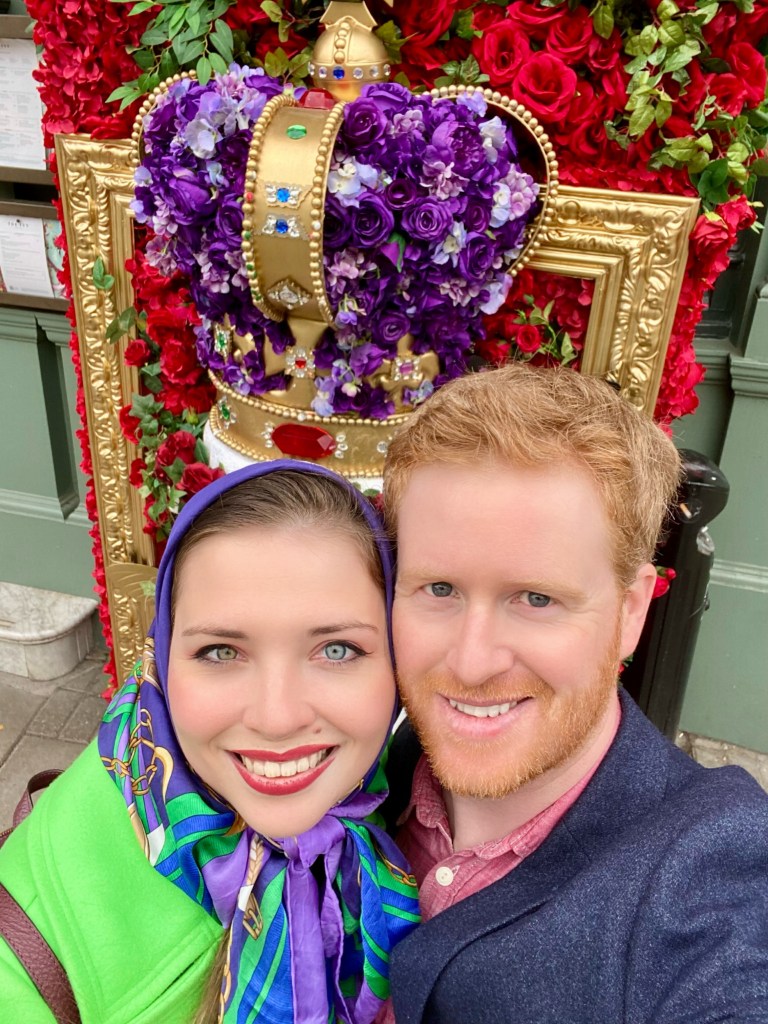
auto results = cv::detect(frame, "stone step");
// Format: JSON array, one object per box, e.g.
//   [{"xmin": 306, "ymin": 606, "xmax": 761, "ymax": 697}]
[{"xmin": 0, "ymin": 581, "xmax": 98, "ymax": 681}]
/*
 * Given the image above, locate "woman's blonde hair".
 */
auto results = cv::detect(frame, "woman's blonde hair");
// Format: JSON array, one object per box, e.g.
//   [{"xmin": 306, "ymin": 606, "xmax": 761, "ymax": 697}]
[{"xmin": 384, "ymin": 365, "xmax": 682, "ymax": 587}]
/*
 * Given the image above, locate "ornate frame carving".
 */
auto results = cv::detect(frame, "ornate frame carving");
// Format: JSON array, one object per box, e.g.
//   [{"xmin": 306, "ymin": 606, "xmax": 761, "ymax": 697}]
[{"xmin": 55, "ymin": 133, "xmax": 699, "ymax": 682}]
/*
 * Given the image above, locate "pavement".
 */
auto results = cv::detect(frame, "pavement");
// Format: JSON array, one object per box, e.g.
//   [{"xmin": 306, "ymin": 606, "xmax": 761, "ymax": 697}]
[{"xmin": 0, "ymin": 649, "xmax": 108, "ymax": 829}]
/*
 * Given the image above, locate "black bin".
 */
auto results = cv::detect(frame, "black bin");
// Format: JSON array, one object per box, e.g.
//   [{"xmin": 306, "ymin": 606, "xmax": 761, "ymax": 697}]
[{"xmin": 621, "ymin": 450, "xmax": 729, "ymax": 739}]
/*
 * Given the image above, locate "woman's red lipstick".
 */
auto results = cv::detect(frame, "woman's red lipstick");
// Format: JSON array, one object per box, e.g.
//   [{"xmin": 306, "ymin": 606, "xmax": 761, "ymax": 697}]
[{"xmin": 230, "ymin": 745, "xmax": 336, "ymax": 795}]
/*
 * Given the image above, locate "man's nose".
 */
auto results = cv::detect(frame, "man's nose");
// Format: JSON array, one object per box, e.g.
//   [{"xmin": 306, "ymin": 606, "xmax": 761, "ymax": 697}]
[
  {"xmin": 444, "ymin": 605, "xmax": 516, "ymax": 687},
  {"xmin": 241, "ymin": 666, "xmax": 315, "ymax": 739}
]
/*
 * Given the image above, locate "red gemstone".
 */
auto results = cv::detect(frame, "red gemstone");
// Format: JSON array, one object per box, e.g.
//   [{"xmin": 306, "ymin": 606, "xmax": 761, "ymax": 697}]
[
  {"xmin": 271, "ymin": 423, "xmax": 337, "ymax": 460},
  {"xmin": 299, "ymin": 88, "xmax": 336, "ymax": 110},
  {"xmin": 245, "ymin": 191, "xmax": 254, "ymax": 202},
  {"xmin": 294, "ymin": 357, "xmax": 307, "ymax": 370}
]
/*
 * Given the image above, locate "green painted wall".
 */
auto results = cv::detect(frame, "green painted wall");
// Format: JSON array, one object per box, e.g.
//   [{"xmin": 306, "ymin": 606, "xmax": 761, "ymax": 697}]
[
  {"xmin": 0, "ymin": 308, "xmax": 96, "ymax": 599},
  {"xmin": 677, "ymin": 224, "xmax": 768, "ymax": 754}
]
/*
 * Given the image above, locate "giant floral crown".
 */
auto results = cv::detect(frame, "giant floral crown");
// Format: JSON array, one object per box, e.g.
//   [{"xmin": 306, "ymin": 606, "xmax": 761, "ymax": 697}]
[{"xmin": 132, "ymin": 1, "xmax": 558, "ymax": 477}]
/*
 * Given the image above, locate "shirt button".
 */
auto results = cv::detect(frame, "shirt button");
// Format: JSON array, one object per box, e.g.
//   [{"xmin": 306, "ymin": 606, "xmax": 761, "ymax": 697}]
[{"xmin": 435, "ymin": 866, "xmax": 454, "ymax": 887}]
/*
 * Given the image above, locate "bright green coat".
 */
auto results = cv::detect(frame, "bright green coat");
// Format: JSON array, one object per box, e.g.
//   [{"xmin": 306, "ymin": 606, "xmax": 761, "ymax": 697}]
[{"xmin": 0, "ymin": 742, "xmax": 223, "ymax": 1023}]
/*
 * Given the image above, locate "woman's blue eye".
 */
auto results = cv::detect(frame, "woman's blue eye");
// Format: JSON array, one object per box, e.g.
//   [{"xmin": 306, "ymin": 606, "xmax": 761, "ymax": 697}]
[
  {"xmin": 323, "ymin": 642, "xmax": 361, "ymax": 662},
  {"xmin": 429, "ymin": 582, "xmax": 453, "ymax": 598},
  {"xmin": 524, "ymin": 592, "xmax": 551, "ymax": 608}
]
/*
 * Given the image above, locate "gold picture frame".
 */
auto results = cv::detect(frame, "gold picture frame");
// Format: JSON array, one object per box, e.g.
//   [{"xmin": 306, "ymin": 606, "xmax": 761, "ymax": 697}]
[{"xmin": 55, "ymin": 132, "xmax": 700, "ymax": 683}]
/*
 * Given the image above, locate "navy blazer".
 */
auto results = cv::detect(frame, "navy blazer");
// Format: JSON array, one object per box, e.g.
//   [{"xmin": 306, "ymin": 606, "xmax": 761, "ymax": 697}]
[{"xmin": 389, "ymin": 691, "xmax": 768, "ymax": 1023}]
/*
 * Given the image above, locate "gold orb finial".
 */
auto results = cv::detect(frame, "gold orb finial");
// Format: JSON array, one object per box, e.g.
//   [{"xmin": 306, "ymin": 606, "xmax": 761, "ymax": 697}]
[{"xmin": 309, "ymin": 0, "xmax": 391, "ymax": 101}]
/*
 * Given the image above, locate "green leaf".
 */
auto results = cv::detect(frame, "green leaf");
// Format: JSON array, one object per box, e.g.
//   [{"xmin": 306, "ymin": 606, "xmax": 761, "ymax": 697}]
[
  {"xmin": 655, "ymin": 98, "xmax": 672, "ymax": 126},
  {"xmin": 140, "ymin": 27, "xmax": 168, "ymax": 46},
  {"xmin": 209, "ymin": 52, "xmax": 229, "ymax": 74},
  {"xmin": 133, "ymin": 48, "xmax": 156, "ymax": 70},
  {"xmin": 749, "ymin": 156, "xmax": 768, "ymax": 177},
  {"xmin": 658, "ymin": 21, "xmax": 685, "ymax": 47},
  {"xmin": 696, "ymin": 158, "xmax": 732, "ymax": 205},
  {"xmin": 212, "ymin": 17, "xmax": 234, "ymax": 51},
  {"xmin": 638, "ymin": 24, "xmax": 659, "ymax": 54},
  {"xmin": 106, "ymin": 83, "xmax": 142, "ymax": 107},
  {"xmin": 92, "ymin": 256, "xmax": 115, "ymax": 291},
  {"xmin": 560, "ymin": 331, "xmax": 576, "ymax": 364},
  {"xmin": 196, "ymin": 55, "xmax": 212, "ymax": 85},
  {"xmin": 168, "ymin": 4, "xmax": 188, "ymax": 38},
  {"xmin": 663, "ymin": 46, "xmax": 697, "ymax": 73},
  {"xmin": 194, "ymin": 438, "xmax": 209, "ymax": 463},
  {"xmin": 160, "ymin": 46, "xmax": 182, "ymax": 76},
  {"xmin": 628, "ymin": 103, "xmax": 656, "ymax": 137},
  {"xmin": 592, "ymin": 0, "xmax": 614, "ymax": 39},
  {"xmin": 264, "ymin": 48, "xmax": 288, "ymax": 78},
  {"xmin": 451, "ymin": 8, "xmax": 477, "ymax": 41},
  {"xmin": 656, "ymin": 0, "xmax": 678, "ymax": 18},
  {"xmin": 106, "ymin": 307, "xmax": 139, "ymax": 343},
  {"xmin": 260, "ymin": 0, "xmax": 283, "ymax": 23}
]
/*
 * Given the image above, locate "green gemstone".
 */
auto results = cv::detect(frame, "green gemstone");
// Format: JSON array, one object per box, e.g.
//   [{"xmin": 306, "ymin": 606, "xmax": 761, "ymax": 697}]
[
  {"xmin": 286, "ymin": 124, "xmax": 307, "ymax": 140},
  {"xmin": 243, "ymin": 231, "xmax": 251, "ymax": 239}
]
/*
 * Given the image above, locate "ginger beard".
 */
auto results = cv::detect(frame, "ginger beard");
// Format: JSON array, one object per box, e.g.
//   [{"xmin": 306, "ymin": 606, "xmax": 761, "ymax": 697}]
[{"xmin": 397, "ymin": 620, "xmax": 622, "ymax": 800}]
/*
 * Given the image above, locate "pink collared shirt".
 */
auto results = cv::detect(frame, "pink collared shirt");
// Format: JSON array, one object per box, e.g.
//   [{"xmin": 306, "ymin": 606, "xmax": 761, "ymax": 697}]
[{"xmin": 376, "ymin": 705, "xmax": 621, "ymax": 1023}]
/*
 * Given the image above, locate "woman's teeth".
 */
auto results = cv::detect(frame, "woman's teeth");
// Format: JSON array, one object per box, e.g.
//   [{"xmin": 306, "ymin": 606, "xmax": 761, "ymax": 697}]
[
  {"xmin": 239, "ymin": 749, "xmax": 330, "ymax": 778},
  {"xmin": 448, "ymin": 699, "xmax": 519, "ymax": 718}
]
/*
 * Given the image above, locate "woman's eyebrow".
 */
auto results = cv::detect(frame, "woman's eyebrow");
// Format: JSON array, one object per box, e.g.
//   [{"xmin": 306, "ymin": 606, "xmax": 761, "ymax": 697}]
[
  {"xmin": 179, "ymin": 626, "xmax": 249, "ymax": 639},
  {"xmin": 309, "ymin": 622, "xmax": 380, "ymax": 636}
]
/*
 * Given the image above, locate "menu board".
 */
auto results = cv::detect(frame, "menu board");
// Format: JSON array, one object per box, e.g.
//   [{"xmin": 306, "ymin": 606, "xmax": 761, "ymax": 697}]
[
  {"xmin": 0, "ymin": 37, "xmax": 46, "ymax": 170},
  {"xmin": 0, "ymin": 213, "xmax": 56, "ymax": 297}
]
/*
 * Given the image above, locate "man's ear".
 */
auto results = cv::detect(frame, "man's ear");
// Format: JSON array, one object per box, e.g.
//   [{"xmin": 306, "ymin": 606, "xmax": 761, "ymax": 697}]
[{"xmin": 619, "ymin": 563, "xmax": 657, "ymax": 661}]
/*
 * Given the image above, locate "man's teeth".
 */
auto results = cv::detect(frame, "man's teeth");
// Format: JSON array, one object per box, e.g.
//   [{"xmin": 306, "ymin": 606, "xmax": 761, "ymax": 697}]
[
  {"xmin": 239, "ymin": 749, "xmax": 330, "ymax": 778},
  {"xmin": 448, "ymin": 699, "xmax": 518, "ymax": 718}
]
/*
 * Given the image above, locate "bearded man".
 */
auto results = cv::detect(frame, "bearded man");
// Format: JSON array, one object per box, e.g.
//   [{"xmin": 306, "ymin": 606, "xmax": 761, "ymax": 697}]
[{"xmin": 382, "ymin": 365, "xmax": 768, "ymax": 1024}]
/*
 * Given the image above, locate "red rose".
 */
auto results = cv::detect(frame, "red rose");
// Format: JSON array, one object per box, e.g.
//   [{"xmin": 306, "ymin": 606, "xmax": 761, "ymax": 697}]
[
  {"xmin": 703, "ymin": 6, "xmax": 737, "ymax": 57},
  {"xmin": 179, "ymin": 462, "xmax": 226, "ymax": 496},
  {"xmin": 709, "ymin": 73, "xmax": 747, "ymax": 116},
  {"xmin": 123, "ymin": 338, "xmax": 151, "ymax": 367},
  {"xmin": 161, "ymin": 383, "xmax": 215, "ymax": 416},
  {"xmin": 155, "ymin": 430, "xmax": 197, "ymax": 475},
  {"xmin": 599, "ymin": 62, "xmax": 629, "ymax": 115},
  {"xmin": 545, "ymin": 7, "xmax": 595, "ymax": 64},
  {"xmin": 224, "ymin": 1, "xmax": 270, "ymax": 33},
  {"xmin": 160, "ymin": 337, "xmax": 204, "ymax": 387},
  {"xmin": 129, "ymin": 457, "xmax": 146, "ymax": 488},
  {"xmin": 653, "ymin": 567, "xmax": 677, "ymax": 599},
  {"xmin": 253, "ymin": 26, "xmax": 308, "ymax": 62},
  {"xmin": 473, "ymin": 4, "xmax": 506, "ymax": 33},
  {"xmin": 728, "ymin": 43, "xmax": 767, "ymax": 108},
  {"xmin": 476, "ymin": 338, "xmax": 512, "ymax": 366},
  {"xmin": 472, "ymin": 20, "xmax": 531, "ymax": 86},
  {"xmin": 513, "ymin": 324, "xmax": 545, "ymax": 354},
  {"xmin": 507, "ymin": 1, "xmax": 564, "ymax": 44},
  {"xmin": 690, "ymin": 213, "xmax": 731, "ymax": 286},
  {"xmin": 393, "ymin": 0, "xmax": 461, "ymax": 46},
  {"xmin": 511, "ymin": 52, "xmax": 578, "ymax": 124},
  {"xmin": 119, "ymin": 404, "xmax": 141, "ymax": 444},
  {"xmin": 720, "ymin": 195, "xmax": 755, "ymax": 235}
]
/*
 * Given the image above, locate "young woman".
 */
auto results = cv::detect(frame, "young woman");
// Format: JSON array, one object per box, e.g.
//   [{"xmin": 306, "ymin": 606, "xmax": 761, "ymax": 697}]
[{"xmin": 0, "ymin": 461, "xmax": 419, "ymax": 1024}]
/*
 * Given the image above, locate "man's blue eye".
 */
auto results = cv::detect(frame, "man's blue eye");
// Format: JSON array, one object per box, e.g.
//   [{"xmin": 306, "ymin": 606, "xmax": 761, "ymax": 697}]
[
  {"xmin": 429, "ymin": 582, "xmax": 453, "ymax": 598},
  {"xmin": 525, "ymin": 592, "xmax": 551, "ymax": 608}
]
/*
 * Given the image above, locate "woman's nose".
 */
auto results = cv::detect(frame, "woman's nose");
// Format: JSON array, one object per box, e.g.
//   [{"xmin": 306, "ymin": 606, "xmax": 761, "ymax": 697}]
[
  {"xmin": 240, "ymin": 667, "xmax": 316, "ymax": 739},
  {"xmin": 444, "ymin": 606, "xmax": 517, "ymax": 688}
]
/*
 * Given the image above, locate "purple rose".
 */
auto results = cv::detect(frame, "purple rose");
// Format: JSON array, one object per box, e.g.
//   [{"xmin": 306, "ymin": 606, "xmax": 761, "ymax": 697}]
[
  {"xmin": 459, "ymin": 234, "xmax": 497, "ymax": 281},
  {"xmin": 166, "ymin": 168, "xmax": 215, "ymax": 224},
  {"xmin": 350, "ymin": 193, "xmax": 395, "ymax": 248},
  {"xmin": 462, "ymin": 198, "xmax": 492, "ymax": 234},
  {"xmin": 323, "ymin": 196, "xmax": 351, "ymax": 249},
  {"xmin": 361, "ymin": 82, "xmax": 413, "ymax": 115},
  {"xmin": 385, "ymin": 178, "xmax": 419, "ymax": 210},
  {"xmin": 402, "ymin": 199, "xmax": 453, "ymax": 243},
  {"xmin": 349, "ymin": 341, "xmax": 388, "ymax": 376},
  {"xmin": 214, "ymin": 195, "xmax": 244, "ymax": 250},
  {"xmin": 343, "ymin": 98, "xmax": 387, "ymax": 148},
  {"xmin": 372, "ymin": 309, "xmax": 411, "ymax": 347}
]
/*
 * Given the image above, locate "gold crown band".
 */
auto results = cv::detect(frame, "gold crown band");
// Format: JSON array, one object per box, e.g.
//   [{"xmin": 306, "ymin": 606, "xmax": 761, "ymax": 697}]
[
  {"xmin": 209, "ymin": 374, "xmax": 409, "ymax": 478},
  {"xmin": 241, "ymin": 94, "xmax": 347, "ymax": 325}
]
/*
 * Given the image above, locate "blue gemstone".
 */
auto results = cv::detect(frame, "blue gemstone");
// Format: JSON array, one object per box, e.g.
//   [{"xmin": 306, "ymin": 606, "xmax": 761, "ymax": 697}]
[
  {"xmin": 332, "ymin": 66, "xmax": 345, "ymax": 80},
  {"xmin": 276, "ymin": 187, "xmax": 291, "ymax": 203},
  {"xmin": 275, "ymin": 219, "xmax": 290, "ymax": 235}
]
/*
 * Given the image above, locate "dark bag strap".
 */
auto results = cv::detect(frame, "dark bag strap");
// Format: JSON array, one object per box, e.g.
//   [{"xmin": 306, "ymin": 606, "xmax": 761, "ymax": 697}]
[{"xmin": 0, "ymin": 771, "xmax": 81, "ymax": 1024}]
